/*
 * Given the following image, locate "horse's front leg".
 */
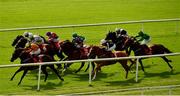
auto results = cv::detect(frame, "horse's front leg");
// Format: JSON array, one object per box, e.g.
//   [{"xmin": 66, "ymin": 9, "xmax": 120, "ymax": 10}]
[
  {"xmin": 127, "ymin": 47, "xmax": 132, "ymax": 56},
  {"xmin": 18, "ymin": 69, "xmax": 28, "ymax": 85},
  {"xmin": 41, "ymin": 66, "xmax": 48, "ymax": 82},
  {"xmin": 92, "ymin": 64, "xmax": 101, "ymax": 80},
  {"xmin": 10, "ymin": 67, "xmax": 24, "ymax": 81},
  {"xmin": 75, "ymin": 62, "xmax": 85, "ymax": 73},
  {"xmin": 139, "ymin": 59, "xmax": 145, "ymax": 72},
  {"xmin": 161, "ymin": 56, "xmax": 173, "ymax": 71},
  {"xmin": 49, "ymin": 65, "xmax": 64, "ymax": 81},
  {"xmin": 85, "ymin": 62, "xmax": 95, "ymax": 72}
]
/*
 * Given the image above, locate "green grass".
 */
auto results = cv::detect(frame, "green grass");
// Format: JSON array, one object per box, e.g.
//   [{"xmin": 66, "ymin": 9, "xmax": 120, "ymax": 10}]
[{"xmin": 0, "ymin": 0, "xmax": 180, "ymax": 95}]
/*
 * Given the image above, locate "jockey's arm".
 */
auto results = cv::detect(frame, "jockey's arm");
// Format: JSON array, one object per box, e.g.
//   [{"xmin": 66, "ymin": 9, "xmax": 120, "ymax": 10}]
[{"xmin": 137, "ymin": 37, "xmax": 144, "ymax": 42}]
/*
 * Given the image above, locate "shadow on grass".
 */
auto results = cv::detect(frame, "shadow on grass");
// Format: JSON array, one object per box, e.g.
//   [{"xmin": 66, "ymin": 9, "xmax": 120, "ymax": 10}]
[
  {"xmin": 73, "ymin": 72, "xmax": 116, "ymax": 81},
  {"xmin": 105, "ymin": 77, "xmax": 143, "ymax": 86},
  {"xmin": 22, "ymin": 81, "xmax": 64, "ymax": 90},
  {"xmin": 143, "ymin": 71, "xmax": 180, "ymax": 79}
]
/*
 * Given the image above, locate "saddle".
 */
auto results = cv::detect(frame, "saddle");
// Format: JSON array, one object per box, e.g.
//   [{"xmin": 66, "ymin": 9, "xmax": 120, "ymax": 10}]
[{"xmin": 79, "ymin": 47, "xmax": 89, "ymax": 59}]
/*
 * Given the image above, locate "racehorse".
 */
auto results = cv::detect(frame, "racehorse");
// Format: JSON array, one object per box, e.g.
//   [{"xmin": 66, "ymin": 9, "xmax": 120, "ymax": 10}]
[
  {"xmin": 60, "ymin": 40, "xmax": 95, "ymax": 73},
  {"xmin": 88, "ymin": 46, "xmax": 134, "ymax": 80},
  {"xmin": 10, "ymin": 48, "xmax": 64, "ymax": 85},
  {"xmin": 105, "ymin": 31, "xmax": 129, "ymax": 53},
  {"xmin": 11, "ymin": 35, "xmax": 65, "ymax": 68},
  {"xmin": 123, "ymin": 37, "xmax": 173, "ymax": 72},
  {"xmin": 12, "ymin": 35, "xmax": 49, "ymax": 49}
]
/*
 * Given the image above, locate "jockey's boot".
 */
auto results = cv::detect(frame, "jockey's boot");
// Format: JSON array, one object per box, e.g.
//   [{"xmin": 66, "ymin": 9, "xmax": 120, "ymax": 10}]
[
  {"xmin": 54, "ymin": 42, "xmax": 60, "ymax": 50},
  {"xmin": 80, "ymin": 48, "xmax": 87, "ymax": 59},
  {"xmin": 32, "ymin": 56, "xmax": 39, "ymax": 63}
]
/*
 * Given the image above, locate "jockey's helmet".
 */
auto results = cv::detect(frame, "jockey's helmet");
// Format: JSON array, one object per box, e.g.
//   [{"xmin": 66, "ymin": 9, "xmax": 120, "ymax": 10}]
[
  {"xmin": 100, "ymin": 39, "xmax": 106, "ymax": 45},
  {"xmin": 28, "ymin": 33, "xmax": 33, "ymax": 40},
  {"xmin": 115, "ymin": 28, "xmax": 120, "ymax": 33},
  {"xmin": 23, "ymin": 32, "xmax": 29, "ymax": 37},
  {"xmin": 46, "ymin": 32, "xmax": 52, "ymax": 36},
  {"xmin": 72, "ymin": 33, "xmax": 78, "ymax": 37},
  {"xmin": 138, "ymin": 31, "xmax": 144, "ymax": 35},
  {"xmin": 121, "ymin": 29, "xmax": 127, "ymax": 35},
  {"xmin": 51, "ymin": 32, "xmax": 57, "ymax": 37},
  {"xmin": 115, "ymin": 28, "xmax": 125, "ymax": 34},
  {"xmin": 31, "ymin": 43, "xmax": 39, "ymax": 51}
]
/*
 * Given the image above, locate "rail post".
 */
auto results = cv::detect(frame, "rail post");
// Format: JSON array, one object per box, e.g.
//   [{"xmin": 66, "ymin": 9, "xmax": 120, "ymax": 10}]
[
  {"xmin": 135, "ymin": 58, "xmax": 139, "ymax": 82},
  {"xmin": 37, "ymin": 65, "xmax": 42, "ymax": 91},
  {"xmin": 89, "ymin": 61, "xmax": 92, "ymax": 86},
  {"xmin": 72, "ymin": 26, "xmax": 75, "ymax": 32},
  {"xmin": 168, "ymin": 87, "xmax": 172, "ymax": 95},
  {"xmin": 176, "ymin": 21, "xmax": 179, "ymax": 35},
  {"xmin": 141, "ymin": 23, "xmax": 144, "ymax": 32}
]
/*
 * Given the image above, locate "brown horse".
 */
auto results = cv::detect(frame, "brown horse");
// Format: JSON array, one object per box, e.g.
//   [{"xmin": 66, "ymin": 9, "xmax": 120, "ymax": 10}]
[
  {"xmin": 59, "ymin": 40, "xmax": 95, "ymax": 73},
  {"xmin": 123, "ymin": 37, "xmax": 173, "ymax": 72},
  {"xmin": 88, "ymin": 46, "xmax": 134, "ymax": 80}
]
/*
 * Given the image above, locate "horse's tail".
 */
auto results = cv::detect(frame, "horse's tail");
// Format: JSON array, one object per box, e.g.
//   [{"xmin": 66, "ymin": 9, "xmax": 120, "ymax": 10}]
[{"xmin": 161, "ymin": 45, "xmax": 172, "ymax": 53}]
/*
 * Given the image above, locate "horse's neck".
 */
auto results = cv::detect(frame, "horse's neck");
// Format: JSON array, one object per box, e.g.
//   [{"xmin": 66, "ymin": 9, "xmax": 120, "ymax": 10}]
[
  {"xmin": 20, "ymin": 52, "xmax": 31, "ymax": 61},
  {"xmin": 12, "ymin": 35, "xmax": 24, "ymax": 46}
]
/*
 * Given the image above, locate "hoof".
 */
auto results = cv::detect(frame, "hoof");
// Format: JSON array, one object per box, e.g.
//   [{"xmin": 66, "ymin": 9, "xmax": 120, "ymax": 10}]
[{"xmin": 61, "ymin": 78, "xmax": 64, "ymax": 81}]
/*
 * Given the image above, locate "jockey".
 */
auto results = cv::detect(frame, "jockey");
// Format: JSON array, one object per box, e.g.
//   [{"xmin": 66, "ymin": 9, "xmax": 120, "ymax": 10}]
[
  {"xmin": 32, "ymin": 35, "xmax": 44, "ymax": 45},
  {"xmin": 72, "ymin": 33, "xmax": 85, "ymax": 48},
  {"xmin": 23, "ymin": 31, "xmax": 33, "ymax": 41},
  {"xmin": 135, "ymin": 31, "xmax": 151, "ymax": 45},
  {"xmin": 100, "ymin": 39, "xmax": 116, "ymax": 51},
  {"xmin": 26, "ymin": 43, "xmax": 41, "ymax": 62},
  {"xmin": 46, "ymin": 32, "xmax": 60, "ymax": 49},
  {"xmin": 23, "ymin": 31, "xmax": 34, "ymax": 47},
  {"xmin": 72, "ymin": 33, "xmax": 88, "ymax": 58},
  {"xmin": 115, "ymin": 28, "xmax": 128, "ymax": 38},
  {"xmin": 115, "ymin": 28, "xmax": 129, "ymax": 46},
  {"xmin": 23, "ymin": 32, "xmax": 44, "ymax": 45},
  {"xmin": 135, "ymin": 31, "xmax": 151, "ymax": 54}
]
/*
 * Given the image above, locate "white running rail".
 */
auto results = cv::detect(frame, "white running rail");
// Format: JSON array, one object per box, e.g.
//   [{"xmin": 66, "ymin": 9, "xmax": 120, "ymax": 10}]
[{"xmin": 0, "ymin": 18, "xmax": 179, "ymax": 32}]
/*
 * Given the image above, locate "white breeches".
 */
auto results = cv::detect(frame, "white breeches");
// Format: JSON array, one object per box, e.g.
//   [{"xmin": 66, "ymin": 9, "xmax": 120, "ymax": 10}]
[
  {"xmin": 30, "ymin": 48, "xmax": 41, "ymax": 55},
  {"xmin": 107, "ymin": 44, "xmax": 116, "ymax": 51},
  {"xmin": 140, "ymin": 38, "xmax": 151, "ymax": 45}
]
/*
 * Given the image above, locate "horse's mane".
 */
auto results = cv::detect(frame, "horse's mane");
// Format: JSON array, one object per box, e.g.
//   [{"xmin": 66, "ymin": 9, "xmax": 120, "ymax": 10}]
[
  {"xmin": 105, "ymin": 31, "xmax": 117, "ymax": 42},
  {"xmin": 60, "ymin": 40, "xmax": 77, "ymax": 53}
]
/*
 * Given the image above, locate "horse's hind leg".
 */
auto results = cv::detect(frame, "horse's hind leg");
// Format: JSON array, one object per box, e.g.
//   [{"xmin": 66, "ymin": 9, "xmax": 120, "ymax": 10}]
[
  {"xmin": 129, "ymin": 59, "xmax": 136, "ymax": 71},
  {"xmin": 18, "ymin": 70, "xmax": 28, "ymax": 85},
  {"xmin": 92, "ymin": 64, "xmax": 102, "ymax": 80},
  {"xmin": 11, "ymin": 67, "xmax": 24, "ymax": 81},
  {"xmin": 75, "ymin": 62, "xmax": 85, "ymax": 73},
  {"xmin": 49, "ymin": 65, "xmax": 64, "ymax": 81},
  {"xmin": 139, "ymin": 59, "xmax": 145, "ymax": 72},
  {"xmin": 120, "ymin": 60, "xmax": 129, "ymax": 79},
  {"xmin": 41, "ymin": 67, "xmax": 48, "ymax": 82},
  {"xmin": 85, "ymin": 62, "xmax": 95, "ymax": 72},
  {"xmin": 161, "ymin": 56, "xmax": 173, "ymax": 70}
]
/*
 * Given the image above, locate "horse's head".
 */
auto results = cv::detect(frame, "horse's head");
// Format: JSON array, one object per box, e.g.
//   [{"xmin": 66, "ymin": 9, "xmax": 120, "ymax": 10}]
[
  {"xmin": 12, "ymin": 35, "xmax": 28, "ymax": 49},
  {"xmin": 10, "ymin": 48, "xmax": 24, "ymax": 62},
  {"xmin": 105, "ymin": 31, "xmax": 117, "ymax": 43},
  {"xmin": 12, "ymin": 35, "xmax": 22, "ymax": 47},
  {"xmin": 10, "ymin": 48, "xmax": 30, "ymax": 62}
]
